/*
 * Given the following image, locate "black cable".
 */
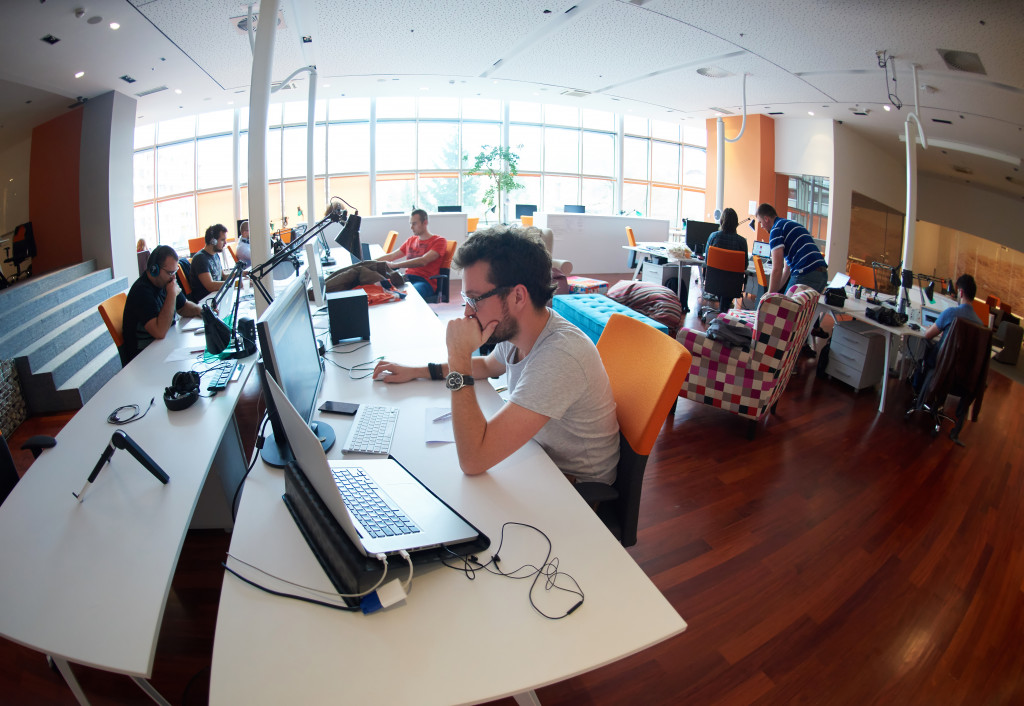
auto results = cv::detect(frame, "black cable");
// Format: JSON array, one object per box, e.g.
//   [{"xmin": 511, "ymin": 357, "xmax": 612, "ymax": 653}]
[
  {"xmin": 231, "ymin": 413, "xmax": 270, "ymax": 521},
  {"xmin": 221, "ymin": 563, "xmax": 360, "ymax": 612},
  {"xmin": 880, "ymin": 53, "xmax": 902, "ymax": 110},
  {"xmin": 107, "ymin": 397, "xmax": 155, "ymax": 425},
  {"xmin": 322, "ymin": 353, "xmax": 383, "ymax": 378},
  {"xmin": 442, "ymin": 522, "xmax": 584, "ymax": 620}
]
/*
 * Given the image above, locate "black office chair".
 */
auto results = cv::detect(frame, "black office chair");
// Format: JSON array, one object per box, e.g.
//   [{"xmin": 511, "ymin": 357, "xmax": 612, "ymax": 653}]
[
  {"xmin": 700, "ymin": 246, "xmax": 747, "ymax": 323},
  {"xmin": 906, "ymin": 317, "xmax": 991, "ymax": 446},
  {"xmin": 4, "ymin": 222, "xmax": 37, "ymax": 284},
  {"xmin": 424, "ymin": 240, "xmax": 457, "ymax": 304},
  {"xmin": 1, "ymin": 432, "xmax": 56, "ymax": 506}
]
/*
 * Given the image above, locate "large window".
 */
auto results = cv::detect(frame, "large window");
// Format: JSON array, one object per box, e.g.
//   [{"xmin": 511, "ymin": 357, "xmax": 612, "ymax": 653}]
[{"xmin": 133, "ymin": 97, "xmax": 706, "ymax": 246}]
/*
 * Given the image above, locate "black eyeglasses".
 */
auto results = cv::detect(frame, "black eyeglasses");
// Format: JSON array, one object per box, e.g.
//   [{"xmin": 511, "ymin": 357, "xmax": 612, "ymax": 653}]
[{"xmin": 461, "ymin": 286, "xmax": 508, "ymax": 312}]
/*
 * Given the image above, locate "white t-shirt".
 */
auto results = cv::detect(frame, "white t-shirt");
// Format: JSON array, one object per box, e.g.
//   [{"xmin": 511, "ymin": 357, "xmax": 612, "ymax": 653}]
[{"xmin": 495, "ymin": 310, "xmax": 619, "ymax": 484}]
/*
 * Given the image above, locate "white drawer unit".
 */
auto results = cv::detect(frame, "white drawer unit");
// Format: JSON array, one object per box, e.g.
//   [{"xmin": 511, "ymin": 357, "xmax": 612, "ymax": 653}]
[
  {"xmin": 826, "ymin": 320, "xmax": 885, "ymax": 391},
  {"xmin": 641, "ymin": 261, "xmax": 686, "ymax": 287}
]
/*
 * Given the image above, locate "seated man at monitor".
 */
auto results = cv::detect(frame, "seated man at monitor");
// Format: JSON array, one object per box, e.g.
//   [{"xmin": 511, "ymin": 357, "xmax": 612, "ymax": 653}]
[
  {"xmin": 913, "ymin": 273, "xmax": 983, "ymax": 390},
  {"xmin": 188, "ymin": 224, "xmax": 228, "ymax": 301},
  {"xmin": 372, "ymin": 226, "xmax": 620, "ymax": 484},
  {"xmin": 755, "ymin": 202, "xmax": 828, "ymax": 294},
  {"xmin": 121, "ymin": 244, "xmax": 202, "ymax": 366},
  {"xmin": 374, "ymin": 209, "xmax": 447, "ymax": 300}
]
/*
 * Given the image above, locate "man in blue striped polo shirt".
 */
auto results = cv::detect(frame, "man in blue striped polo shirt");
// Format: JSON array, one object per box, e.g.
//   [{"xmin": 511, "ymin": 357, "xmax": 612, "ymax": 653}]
[{"xmin": 756, "ymin": 203, "xmax": 828, "ymax": 295}]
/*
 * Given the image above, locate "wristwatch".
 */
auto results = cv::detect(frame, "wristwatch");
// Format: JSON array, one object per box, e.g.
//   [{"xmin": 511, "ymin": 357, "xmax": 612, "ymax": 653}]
[{"xmin": 445, "ymin": 371, "xmax": 475, "ymax": 391}]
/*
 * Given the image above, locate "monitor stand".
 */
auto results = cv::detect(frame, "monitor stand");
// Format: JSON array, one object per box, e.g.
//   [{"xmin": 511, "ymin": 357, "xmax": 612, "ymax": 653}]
[{"xmin": 260, "ymin": 421, "xmax": 336, "ymax": 468}]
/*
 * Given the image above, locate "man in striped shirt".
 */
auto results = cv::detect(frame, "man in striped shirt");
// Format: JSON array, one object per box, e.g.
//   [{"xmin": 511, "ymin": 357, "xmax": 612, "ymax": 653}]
[{"xmin": 756, "ymin": 203, "xmax": 828, "ymax": 295}]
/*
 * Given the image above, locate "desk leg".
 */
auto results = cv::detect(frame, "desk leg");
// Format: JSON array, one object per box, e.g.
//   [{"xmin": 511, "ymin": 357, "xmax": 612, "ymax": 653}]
[
  {"xmin": 514, "ymin": 690, "xmax": 542, "ymax": 706},
  {"xmin": 51, "ymin": 656, "xmax": 92, "ymax": 706},
  {"xmin": 877, "ymin": 332, "xmax": 892, "ymax": 414},
  {"xmin": 131, "ymin": 676, "xmax": 173, "ymax": 706}
]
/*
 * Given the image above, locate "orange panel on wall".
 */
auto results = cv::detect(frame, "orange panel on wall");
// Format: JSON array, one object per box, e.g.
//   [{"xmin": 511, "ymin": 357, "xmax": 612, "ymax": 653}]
[
  {"xmin": 704, "ymin": 115, "xmax": 776, "ymax": 233},
  {"xmin": 30, "ymin": 109, "xmax": 84, "ymax": 274}
]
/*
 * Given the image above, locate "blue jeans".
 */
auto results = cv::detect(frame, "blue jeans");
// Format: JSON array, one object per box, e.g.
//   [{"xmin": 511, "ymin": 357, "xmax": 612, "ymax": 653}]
[
  {"xmin": 787, "ymin": 267, "xmax": 828, "ymax": 294},
  {"xmin": 406, "ymin": 274, "xmax": 436, "ymax": 300}
]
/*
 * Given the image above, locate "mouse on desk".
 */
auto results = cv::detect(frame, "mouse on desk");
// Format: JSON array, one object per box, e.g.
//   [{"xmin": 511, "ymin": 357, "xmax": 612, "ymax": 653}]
[{"xmin": 908, "ymin": 322, "xmax": 921, "ymax": 331}]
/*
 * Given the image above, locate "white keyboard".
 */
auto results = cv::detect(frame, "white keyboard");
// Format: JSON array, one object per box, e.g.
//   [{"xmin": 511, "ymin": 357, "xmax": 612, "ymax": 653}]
[{"xmin": 341, "ymin": 405, "xmax": 399, "ymax": 455}]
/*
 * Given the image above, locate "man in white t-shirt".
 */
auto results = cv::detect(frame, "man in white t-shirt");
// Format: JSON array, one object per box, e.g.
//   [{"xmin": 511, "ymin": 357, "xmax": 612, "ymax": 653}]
[{"xmin": 372, "ymin": 226, "xmax": 620, "ymax": 484}]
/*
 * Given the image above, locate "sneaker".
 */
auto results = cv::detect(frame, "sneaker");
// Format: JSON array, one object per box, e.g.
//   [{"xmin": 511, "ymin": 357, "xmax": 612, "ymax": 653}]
[
  {"xmin": 801, "ymin": 344, "xmax": 817, "ymax": 358},
  {"xmin": 811, "ymin": 325, "xmax": 829, "ymax": 339}
]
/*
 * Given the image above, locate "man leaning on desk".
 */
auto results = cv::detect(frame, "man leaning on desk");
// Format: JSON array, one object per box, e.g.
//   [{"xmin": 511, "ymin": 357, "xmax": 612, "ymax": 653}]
[
  {"xmin": 373, "ymin": 226, "xmax": 620, "ymax": 484},
  {"xmin": 756, "ymin": 202, "xmax": 828, "ymax": 294},
  {"xmin": 121, "ymin": 244, "xmax": 202, "ymax": 366}
]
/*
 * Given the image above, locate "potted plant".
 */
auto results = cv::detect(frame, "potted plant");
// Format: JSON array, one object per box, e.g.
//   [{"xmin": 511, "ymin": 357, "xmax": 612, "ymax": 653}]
[{"xmin": 464, "ymin": 145, "xmax": 525, "ymax": 225}]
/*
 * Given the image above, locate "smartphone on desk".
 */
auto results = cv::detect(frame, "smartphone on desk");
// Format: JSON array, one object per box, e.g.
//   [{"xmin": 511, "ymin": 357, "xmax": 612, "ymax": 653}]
[{"xmin": 319, "ymin": 401, "xmax": 359, "ymax": 415}]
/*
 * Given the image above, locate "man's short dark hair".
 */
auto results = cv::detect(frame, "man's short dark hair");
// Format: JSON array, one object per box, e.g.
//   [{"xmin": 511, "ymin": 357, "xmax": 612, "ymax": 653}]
[
  {"xmin": 454, "ymin": 226, "xmax": 555, "ymax": 309},
  {"xmin": 720, "ymin": 207, "xmax": 739, "ymax": 233},
  {"xmin": 205, "ymin": 223, "xmax": 227, "ymax": 244},
  {"xmin": 411, "ymin": 208, "xmax": 428, "ymax": 223},
  {"xmin": 150, "ymin": 244, "xmax": 179, "ymax": 272},
  {"xmin": 755, "ymin": 203, "xmax": 778, "ymax": 220},
  {"xmin": 956, "ymin": 274, "xmax": 977, "ymax": 301}
]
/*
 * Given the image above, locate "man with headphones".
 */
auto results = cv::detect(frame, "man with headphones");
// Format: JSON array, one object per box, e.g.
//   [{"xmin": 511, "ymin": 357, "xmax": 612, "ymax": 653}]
[
  {"xmin": 188, "ymin": 223, "xmax": 228, "ymax": 302},
  {"xmin": 120, "ymin": 244, "xmax": 202, "ymax": 366}
]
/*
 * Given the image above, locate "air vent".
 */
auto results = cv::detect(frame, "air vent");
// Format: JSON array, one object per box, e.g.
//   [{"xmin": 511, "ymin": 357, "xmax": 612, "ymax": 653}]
[
  {"xmin": 952, "ymin": 165, "xmax": 973, "ymax": 175},
  {"xmin": 937, "ymin": 49, "xmax": 986, "ymax": 75},
  {"xmin": 273, "ymin": 80, "xmax": 299, "ymax": 91},
  {"xmin": 768, "ymin": 111, "xmax": 784, "ymax": 115},
  {"xmin": 231, "ymin": 10, "xmax": 286, "ymax": 35},
  {"xmin": 41, "ymin": 34, "xmax": 60, "ymax": 45},
  {"xmin": 135, "ymin": 85, "xmax": 169, "ymax": 97},
  {"xmin": 697, "ymin": 66, "xmax": 733, "ymax": 79},
  {"xmin": 849, "ymin": 107, "xmax": 870, "ymax": 116},
  {"xmin": 561, "ymin": 89, "xmax": 590, "ymax": 98},
  {"xmin": 932, "ymin": 118, "xmax": 953, "ymax": 125},
  {"xmin": 120, "ymin": 75, "xmax": 136, "ymax": 84},
  {"xmin": 709, "ymin": 107, "xmax": 733, "ymax": 115}
]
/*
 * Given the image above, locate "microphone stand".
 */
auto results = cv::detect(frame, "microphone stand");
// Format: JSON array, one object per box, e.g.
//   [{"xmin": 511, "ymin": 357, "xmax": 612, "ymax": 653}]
[
  {"xmin": 74, "ymin": 430, "xmax": 170, "ymax": 503},
  {"xmin": 249, "ymin": 208, "xmax": 346, "ymax": 306}
]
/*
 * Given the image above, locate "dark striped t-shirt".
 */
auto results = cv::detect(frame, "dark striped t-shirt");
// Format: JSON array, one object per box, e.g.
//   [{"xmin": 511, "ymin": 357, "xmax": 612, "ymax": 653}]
[{"xmin": 768, "ymin": 218, "xmax": 826, "ymax": 276}]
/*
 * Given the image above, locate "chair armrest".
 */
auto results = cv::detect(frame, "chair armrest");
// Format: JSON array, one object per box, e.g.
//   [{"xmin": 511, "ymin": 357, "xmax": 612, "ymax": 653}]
[
  {"xmin": 552, "ymin": 258, "xmax": 573, "ymax": 276},
  {"xmin": 428, "ymin": 272, "xmax": 450, "ymax": 303},
  {"xmin": 679, "ymin": 327, "xmax": 754, "ymax": 368},
  {"xmin": 21, "ymin": 435, "xmax": 56, "ymax": 459},
  {"xmin": 574, "ymin": 481, "xmax": 619, "ymax": 505}
]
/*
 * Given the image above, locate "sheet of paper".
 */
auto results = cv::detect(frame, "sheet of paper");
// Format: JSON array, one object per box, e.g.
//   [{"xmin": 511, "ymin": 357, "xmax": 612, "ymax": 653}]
[
  {"xmin": 165, "ymin": 347, "xmax": 204, "ymax": 362},
  {"xmin": 827, "ymin": 273, "xmax": 850, "ymax": 289},
  {"xmin": 425, "ymin": 406, "xmax": 455, "ymax": 443}
]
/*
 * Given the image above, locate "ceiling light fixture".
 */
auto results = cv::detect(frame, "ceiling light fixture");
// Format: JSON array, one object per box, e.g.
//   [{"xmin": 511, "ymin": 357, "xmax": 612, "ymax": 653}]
[
  {"xmin": 75, "ymin": 71, "xmax": 85, "ymax": 78},
  {"xmin": 109, "ymin": 22, "xmax": 120, "ymax": 30},
  {"xmin": 174, "ymin": 88, "xmax": 182, "ymax": 94},
  {"xmin": 808, "ymin": 111, "xmax": 815, "ymax": 116},
  {"xmin": 883, "ymin": 104, "xmax": 891, "ymax": 111}
]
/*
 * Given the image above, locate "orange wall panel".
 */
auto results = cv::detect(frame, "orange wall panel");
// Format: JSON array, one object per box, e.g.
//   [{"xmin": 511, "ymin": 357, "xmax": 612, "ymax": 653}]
[
  {"xmin": 705, "ymin": 115, "xmax": 776, "ymax": 233},
  {"xmin": 30, "ymin": 110, "xmax": 84, "ymax": 274}
]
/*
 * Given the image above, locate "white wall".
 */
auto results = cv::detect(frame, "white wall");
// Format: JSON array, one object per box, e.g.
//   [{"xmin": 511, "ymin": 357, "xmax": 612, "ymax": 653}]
[
  {"xmin": 917, "ymin": 175, "xmax": 1024, "ymax": 254},
  {"xmin": 775, "ymin": 118, "xmax": 834, "ymax": 178},
  {"xmin": 0, "ymin": 136, "xmax": 31, "ymax": 234}
]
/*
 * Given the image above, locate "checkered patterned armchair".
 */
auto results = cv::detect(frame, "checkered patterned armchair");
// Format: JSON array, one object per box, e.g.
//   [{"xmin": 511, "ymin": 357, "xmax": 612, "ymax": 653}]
[{"xmin": 678, "ymin": 285, "xmax": 820, "ymax": 436}]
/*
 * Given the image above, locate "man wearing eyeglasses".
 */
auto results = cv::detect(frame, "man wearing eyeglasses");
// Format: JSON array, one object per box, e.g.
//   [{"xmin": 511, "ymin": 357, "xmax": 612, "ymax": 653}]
[
  {"xmin": 373, "ymin": 226, "xmax": 619, "ymax": 484},
  {"xmin": 121, "ymin": 244, "xmax": 202, "ymax": 367}
]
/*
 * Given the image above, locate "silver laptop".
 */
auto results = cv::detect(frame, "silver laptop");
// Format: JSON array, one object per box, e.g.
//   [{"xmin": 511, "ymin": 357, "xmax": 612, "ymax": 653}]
[{"xmin": 265, "ymin": 375, "xmax": 478, "ymax": 556}]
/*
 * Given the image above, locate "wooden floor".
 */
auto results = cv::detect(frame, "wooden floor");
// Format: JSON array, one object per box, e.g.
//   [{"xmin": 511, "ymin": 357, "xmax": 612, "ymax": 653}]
[{"xmin": 4, "ymin": 275, "xmax": 1023, "ymax": 705}]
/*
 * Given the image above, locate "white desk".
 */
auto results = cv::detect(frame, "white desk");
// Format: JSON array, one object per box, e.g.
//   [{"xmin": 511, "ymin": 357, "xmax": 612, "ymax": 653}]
[
  {"xmin": 0, "ymin": 312, "xmax": 257, "ymax": 703},
  {"xmin": 210, "ymin": 289, "xmax": 686, "ymax": 704}
]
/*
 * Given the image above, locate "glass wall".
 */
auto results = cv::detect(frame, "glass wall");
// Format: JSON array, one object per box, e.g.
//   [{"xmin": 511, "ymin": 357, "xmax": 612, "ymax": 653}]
[{"xmin": 132, "ymin": 97, "xmax": 707, "ymax": 251}]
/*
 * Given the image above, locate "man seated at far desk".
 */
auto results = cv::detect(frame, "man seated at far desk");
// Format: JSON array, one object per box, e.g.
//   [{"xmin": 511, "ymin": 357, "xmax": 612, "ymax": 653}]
[
  {"xmin": 188, "ymin": 224, "xmax": 228, "ymax": 301},
  {"xmin": 121, "ymin": 245, "xmax": 202, "ymax": 366},
  {"xmin": 913, "ymin": 273, "xmax": 983, "ymax": 390},
  {"xmin": 373, "ymin": 226, "xmax": 620, "ymax": 484},
  {"xmin": 374, "ymin": 209, "xmax": 447, "ymax": 300}
]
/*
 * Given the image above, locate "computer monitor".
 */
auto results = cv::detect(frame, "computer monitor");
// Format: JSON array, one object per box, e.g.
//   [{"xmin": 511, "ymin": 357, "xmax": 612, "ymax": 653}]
[
  {"xmin": 437, "ymin": 205, "xmax": 462, "ymax": 213},
  {"xmin": 684, "ymin": 219, "xmax": 717, "ymax": 257},
  {"xmin": 752, "ymin": 240, "xmax": 771, "ymax": 259},
  {"xmin": 515, "ymin": 204, "xmax": 537, "ymax": 220},
  {"xmin": 564, "ymin": 205, "xmax": 585, "ymax": 214},
  {"xmin": 304, "ymin": 242, "xmax": 327, "ymax": 308},
  {"xmin": 255, "ymin": 276, "xmax": 335, "ymax": 467}
]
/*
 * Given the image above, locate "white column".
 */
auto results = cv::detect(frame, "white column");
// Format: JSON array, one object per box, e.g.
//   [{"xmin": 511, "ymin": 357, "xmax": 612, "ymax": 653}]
[
  {"xmin": 715, "ymin": 116, "xmax": 725, "ymax": 218},
  {"xmin": 306, "ymin": 68, "xmax": 317, "ymax": 225},
  {"xmin": 231, "ymin": 108, "xmax": 240, "ymax": 230},
  {"xmin": 248, "ymin": 0, "xmax": 279, "ymax": 315}
]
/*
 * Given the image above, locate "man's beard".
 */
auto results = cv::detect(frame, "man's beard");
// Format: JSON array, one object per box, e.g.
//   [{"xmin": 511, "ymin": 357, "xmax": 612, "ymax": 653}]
[{"xmin": 485, "ymin": 300, "xmax": 518, "ymax": 346}]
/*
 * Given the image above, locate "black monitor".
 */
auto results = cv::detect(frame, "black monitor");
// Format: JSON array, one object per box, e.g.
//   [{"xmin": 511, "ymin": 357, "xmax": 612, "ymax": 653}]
[
  {"xmin": 437, "ymin": 205, "xmax": 462, "ymax": 213},
  {"xmin": 684, "ymin": 219, "xmax": 717, "ymax": 257},
  {"xmin": 564, "ymin": 205, "xmax": 585, "ymax": 214},
  {"xmin": 515, "ymin": 204, "xmax": 537, "ymax": 219},
  {"xmin": 255, "ymin": 277, "xmax": 335, "ymax": 467}
]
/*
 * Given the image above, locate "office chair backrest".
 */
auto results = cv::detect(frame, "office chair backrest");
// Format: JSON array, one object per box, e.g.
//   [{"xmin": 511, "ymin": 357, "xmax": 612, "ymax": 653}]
[
  {"xmin": 520, "ymin": 215, "xmax": 533, "ymax": 227},
  {"xmin": 177, "ymin": 262, "xmax": 192, "ymax": 297},
  {"xmin": 11, "ymin": 222, "xmax": 37, "ymax": 260},
  {"xmin": 98, "ymin": 292, "xmax": 128, "ymax": 350},
  {"xmin": 971, "ymin": 299, "xmax": 990, "ymax": 327},
  {"xmin": 226, "ymin": 244, "xmax": 237, "ymax": 262},
  {"xmin": 187, "ymin": 236, "xmax": 205, "ymax": 256},
  {"xmin": 705, "ymin": 246, "xmax": 746, "ymax": 307},
  {"xmin": 847, "ymin": 262, "xmax": 876, "ymax": 290},
  {"xmin": 752, "ymin": 255, "xmax": 769, "ymax": 289},
  {"xmin": 625, "ymin": 226, "xmax": 637, "ymax": 248},
  {"xmin": 467, "ymin": 217, "xmax": 480, "ymax": 233},
  {"xmin": 383, "ymin": 230, "xmax": 398, "ymax": 253},
  {"xmin": 985, "ymin": 295, "xmax": 1000, "ymax": 311},
  {"xmin": 594, "ymin": 314, "xmax": 691, "ymax": 546},
  {"xmin": 426, "ymin": 240, "xmax": 458, "ymax": 304}
]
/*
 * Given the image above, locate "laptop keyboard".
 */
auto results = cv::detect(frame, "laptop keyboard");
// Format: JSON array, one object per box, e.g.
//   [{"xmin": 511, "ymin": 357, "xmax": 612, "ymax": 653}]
[
  {"xmin": 332, "ymin": 467, "xmax": 420, "ymax": 538},
  {"xmin": 341, "ymin": 405, "xmax": 399, "ymax": 455}
]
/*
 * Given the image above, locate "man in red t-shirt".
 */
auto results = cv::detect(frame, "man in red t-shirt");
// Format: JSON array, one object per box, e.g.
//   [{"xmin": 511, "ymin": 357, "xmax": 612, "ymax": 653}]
[{"xmin": 376, "ymin": 209, "xmax": 448, "ymax": 300}]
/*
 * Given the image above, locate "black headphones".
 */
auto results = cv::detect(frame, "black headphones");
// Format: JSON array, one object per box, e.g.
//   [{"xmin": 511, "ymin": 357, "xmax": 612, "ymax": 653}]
[
  {"xmin": 164, "ymin": 371, "xmax": 200, "ymax": 411},
  {"xmin": 147, "ymin": 249, "xmax": 161, "ymax": 277},
  {"xmin": 205, "ymin": 224, "xmax": 227, "ymax": 245},
  {"xmin": 148, "ymin": 244, "xmax": 178, "ymax": 278}
]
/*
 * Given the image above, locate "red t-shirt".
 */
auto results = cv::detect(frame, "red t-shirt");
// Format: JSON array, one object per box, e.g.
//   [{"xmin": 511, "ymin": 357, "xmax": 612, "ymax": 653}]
[{"xmin": 399, "ymin": 235, "xmax": 448, "ymax": 287}]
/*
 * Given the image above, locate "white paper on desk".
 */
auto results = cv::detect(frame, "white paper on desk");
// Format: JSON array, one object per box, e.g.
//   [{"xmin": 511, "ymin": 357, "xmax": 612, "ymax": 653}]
[
  {"xmin": 165, "ymin": 347, "xmax": 203, "ymax": 362},
  {"xmin": 425, "ymin": 406, "xmax": 455, "ymax": 443},
  {"xmin": 827, "ymin": 273, "xmax": 850, "ymax": 289},
  {"xmin": 180, "ymin": 320, "xmax": 203, "ymax": 332}
]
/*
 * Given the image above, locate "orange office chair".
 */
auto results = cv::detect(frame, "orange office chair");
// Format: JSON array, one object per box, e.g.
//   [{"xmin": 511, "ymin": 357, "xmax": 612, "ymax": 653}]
[
  {"xmin": 700, "ymin": 246, "xmax": 747, "ymax": 322},
  {"xmin": 971, "ymin": 299, "xmax": 991, "ymax": 327},
  {"xmin": 520, "ymin": 216, "xmax": 533, "ymax": 227},
  {"xmin": 279, "ymin": 228, "xmax": 293, "ymax": 244},
  {"xmin": 98, "ymin": 292, "xmax": 127, "ymax": 350},
  {"xmin": 176, "ymin": 262, "xmax": 192, "ymax": 298},
  {"xmin": 226, "ymin": 244, "xmax": 237, "ymax": 262},
  {"xmin": 383, "ymin": 230, "xmax": 398, "ymax": 254},
  {"xmin": 985, "ymin": 295, "xmax": 1001, "ymax": 311},
  {"xmin": 467, "ymin": 217, "xmax": 480, "ymax": 233},
  {"xmin": 847, "ymin": 262, "xmax": 876, "ymax": 290},
  {"xmin": 625, "ymin": 226, "xmax": 638, "ymax": 270},
  {"xmin": 425, "ymin": 240, "xmax": 458, "ymax": 304},
  {"xmin": 753, "ymin": 255, "xmax": 769, "ymax": 290},
  {"xmin": 187, "ymin": 236, "xmax": 206, "ymax": 256},
  {"xmin": 574, "ymin": 314, "xmax": 692, "ymax": 547}
]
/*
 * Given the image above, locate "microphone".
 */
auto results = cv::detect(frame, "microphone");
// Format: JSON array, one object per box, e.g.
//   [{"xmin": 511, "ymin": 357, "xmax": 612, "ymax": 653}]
[{"xmin": 74, "ymin": 431, "xmax": 169, "ymax": 502}]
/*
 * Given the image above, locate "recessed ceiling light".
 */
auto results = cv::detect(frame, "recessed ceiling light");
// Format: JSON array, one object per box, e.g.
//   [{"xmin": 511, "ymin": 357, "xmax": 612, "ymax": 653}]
[
  {"xmin": 174, "ymin": 88, "xmax": 182, "ymax": 94},
  {"xmin": 75, "ymin": 71, "xmax": 85, "ymax": 78},
  {"xmin": 323, "ymin": 83, "xmax": 330, "ymax": 88},
  {"xmin": 883, "ymin": 105, "xmax": 891, "ymax": 112},
  {"xmin": 696, "ymin": 66, "xmax": 733, "ymax": 78},
  {"xmin": 86, "ymin": 16, "xmax": 103, "ymax": 25},
  {"xmin": 109, "ymin": 22, "xmax": 120, "ymax": 30},
  {"xmin": 808, "ymin": 111, "xmax": 815, "ymax": 116}
]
